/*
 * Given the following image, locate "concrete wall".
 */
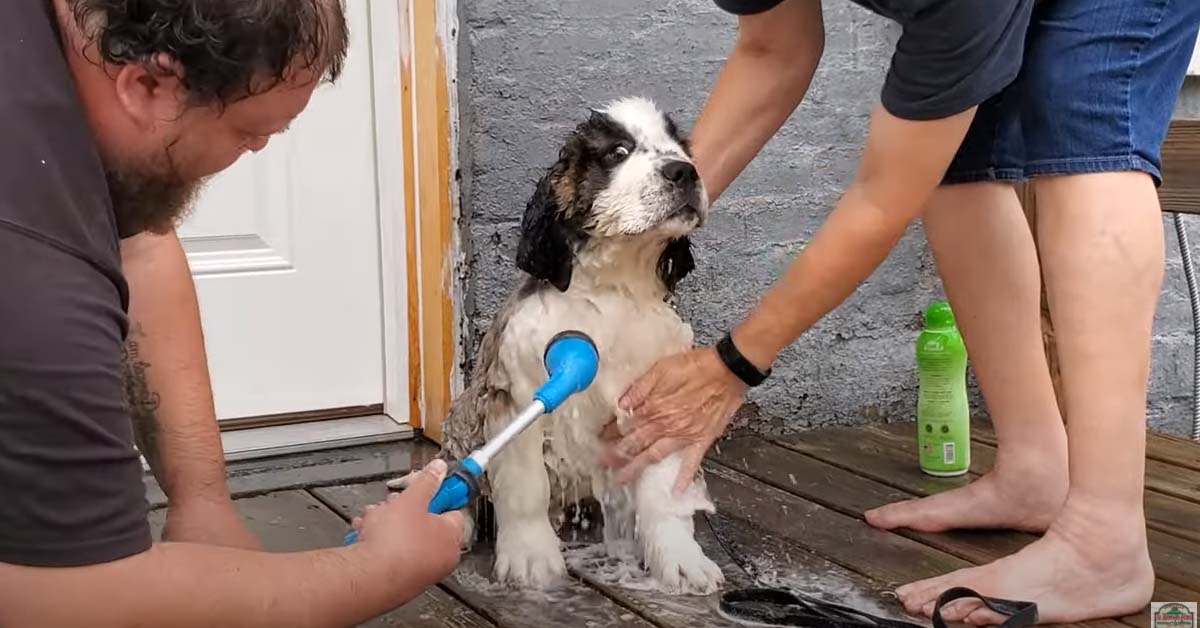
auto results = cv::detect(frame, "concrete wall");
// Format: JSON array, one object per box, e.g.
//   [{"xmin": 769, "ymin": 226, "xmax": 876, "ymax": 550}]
[{"xmin": 457, "ymin": 0, "xmax": 1200, "ymax": 437}]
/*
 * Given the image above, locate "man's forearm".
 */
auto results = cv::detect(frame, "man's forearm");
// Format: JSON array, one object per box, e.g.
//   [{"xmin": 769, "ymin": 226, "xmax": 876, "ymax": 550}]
[
  {"xmin": 120, "ymin": 230, "xmax": 228, "ymax": 504},
  {"xmin": 690, "ymin": 1, "xmax": 824, "ymax": 203},
  {"xmin": 0, "ymin": 543, "xmax": 417, "ymax": 628}
]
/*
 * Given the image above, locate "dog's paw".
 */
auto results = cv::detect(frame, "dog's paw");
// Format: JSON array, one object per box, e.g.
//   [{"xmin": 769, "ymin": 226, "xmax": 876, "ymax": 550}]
[
  {"xmin": 458, "ymin": 510, "xmax": 477, "ymax": 550},
  {"xmin": 494, "ymin": 521, "xmax": 566, "ymax": 589},
  {"xmin": 644, "ymin": 533, "xmax": 725, "ymax": 596},
  {"xmin": 384, "ymin": 471, "xmax": 418, "ymax": 491}
]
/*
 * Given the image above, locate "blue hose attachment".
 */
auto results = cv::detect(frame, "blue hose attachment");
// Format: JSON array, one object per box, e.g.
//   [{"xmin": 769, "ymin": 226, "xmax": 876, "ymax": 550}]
[
  {"xmin": 426, "ymin": 457, "xmax": 483, "ymax": 515},
  {"xmin": 341, "ymin": 457, "xmax": 482, "ymax": 545},
  {"xmin": 343, "ymin": 330, "xmax": 599, "ymax": 546},
  {"xmin": 535, "ymin": 331, "xmax": 600, "ymax": 412}
]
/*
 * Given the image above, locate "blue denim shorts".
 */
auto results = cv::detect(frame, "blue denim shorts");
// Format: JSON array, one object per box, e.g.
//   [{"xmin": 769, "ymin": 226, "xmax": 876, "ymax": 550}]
[{"xmin": 944, "ymin": 0, "xmax": 1200, "ymax": 187}]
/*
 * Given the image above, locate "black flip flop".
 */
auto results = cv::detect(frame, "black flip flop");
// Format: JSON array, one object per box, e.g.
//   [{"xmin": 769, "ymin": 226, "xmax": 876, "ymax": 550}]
[{"xmin": 718, "ymin": 586, "xmax": 1038, "ymax": 628}]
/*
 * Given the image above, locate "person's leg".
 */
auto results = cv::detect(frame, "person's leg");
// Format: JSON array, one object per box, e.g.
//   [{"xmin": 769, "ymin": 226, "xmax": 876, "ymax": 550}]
[
  {"xmin": 866, "ymin": 182, "xmax": 1068, "ymax": 533},
  {"xmin": 894, "ymin": 0, "xmax": 1199, "ymax": 620},
  {"xmin": 896, "ymin": 172, "xmax": 1160, "ymax": 624}
]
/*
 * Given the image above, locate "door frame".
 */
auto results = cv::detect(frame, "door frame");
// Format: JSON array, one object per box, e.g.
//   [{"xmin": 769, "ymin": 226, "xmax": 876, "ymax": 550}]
[
  {"xmin": 378, "ymin": 0, "xmax": 463, "ymax": 442},
  {"xmin": 211, "ymin": 0, "xmax": 463, "ymax": 443}
]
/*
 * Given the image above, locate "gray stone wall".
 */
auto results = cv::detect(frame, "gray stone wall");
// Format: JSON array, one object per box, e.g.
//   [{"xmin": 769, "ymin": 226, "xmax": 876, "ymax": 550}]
[{"xmin": 457, "ymin": 0, "xmax": 1199, "ymax": 437}]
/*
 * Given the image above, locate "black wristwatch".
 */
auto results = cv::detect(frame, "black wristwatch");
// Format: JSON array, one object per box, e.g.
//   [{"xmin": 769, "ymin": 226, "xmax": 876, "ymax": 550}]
[{"xmin": 715, "ymin": 332, "xmax": 771, "ymax": 387}]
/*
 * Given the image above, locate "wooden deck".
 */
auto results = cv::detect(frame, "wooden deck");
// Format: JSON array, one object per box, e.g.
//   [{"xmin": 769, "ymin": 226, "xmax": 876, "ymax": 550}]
[{"xmin": 149, "ymin": 422, "xmax": 1200, "ymax": 628}]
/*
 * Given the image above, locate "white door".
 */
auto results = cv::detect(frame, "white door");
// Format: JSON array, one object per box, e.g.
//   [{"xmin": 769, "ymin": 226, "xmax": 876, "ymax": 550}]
[{"xmin": 177, "ymin": 1, "xmax": 386, "ymax": 424}]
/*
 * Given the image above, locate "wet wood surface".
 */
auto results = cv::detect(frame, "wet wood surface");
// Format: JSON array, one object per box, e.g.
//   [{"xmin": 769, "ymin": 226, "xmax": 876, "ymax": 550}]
[
  {"xmin": 148, "ymin": 422, "xmax": 1200, "ymax": 628},
  {"xmin": 150, "ymin": 488, "xmax": 495, "ymax": 628}
]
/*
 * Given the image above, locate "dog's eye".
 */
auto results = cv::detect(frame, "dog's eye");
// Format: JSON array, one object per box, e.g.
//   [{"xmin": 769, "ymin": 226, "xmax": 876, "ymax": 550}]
[{"xmin": 604, "ymin": 145, "xmax": 631, "ymax": 165}]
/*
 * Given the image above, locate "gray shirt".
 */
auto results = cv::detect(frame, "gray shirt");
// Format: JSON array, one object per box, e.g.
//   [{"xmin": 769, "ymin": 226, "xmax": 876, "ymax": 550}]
[
  {"xmin": 714, "ymin": 0, "xmax": 1037, "ymax": 120},
  {"xmin": 0, "ymin": 0, "xmax": 152, "ymax": 567}
]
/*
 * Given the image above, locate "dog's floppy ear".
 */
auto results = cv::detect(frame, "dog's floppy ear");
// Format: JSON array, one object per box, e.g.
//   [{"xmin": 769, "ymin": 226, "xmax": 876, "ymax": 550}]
[
  {"xmin": 657, "ymin": 236, "xmax": 695, "ymax": 292},
  {"xmin": 516, "ymin": 162, "xmax": 577, "ymax": 292}
]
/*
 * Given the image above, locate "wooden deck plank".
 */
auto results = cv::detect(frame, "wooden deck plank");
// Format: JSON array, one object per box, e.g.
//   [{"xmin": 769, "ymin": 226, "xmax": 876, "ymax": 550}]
[
  {"xmin": 704, "ymin": 461, "xmax": 968, "ymax": 586},
  {"xmin": 311, "ymin": 483, "xmax": 659, "ymax": 628},
  {"xmin": 778, "ymin": 426, "xmax": 1200, "ymax": 596},
  {"xmin": 563, "ymin": 519, "xmax": 751, "ymax": 628},
  {"xmin": 148, "ymin": 490, "xmax": 350, "ymax": 552},
  {"xmin": 767, "ymin": 426, "xmax": 1200, "ymax": 617},
  {"xmin": 315, "ymin": 485, "xmax": 917, "ymax": 628},
  {"xmin": 711, "ymin": 436, "xmax": 1033, "ymax": 562},
  {"xmin": 711, "ymin": 435, "xmax": 1200, "ymax": 628},
  {"xmin": 359, "ymin": 588, "xmax": 499, "ymax": 628},
  {"xmin": 702, "ymin": 462, "xmax": 1126, "ymax": 628},
  {"xmin": 967, "ymin": 421, "xmax": 1200, "ymax": 502},
  {"xmin": 700, "ymin": 510, "xmax": 917, "ymax": 624},
  {"xmin": 144, "ymin": 439, "xmax": 439, "ymax": 508},
  {"xmin": 149, "ymin": 490, "xmax": 494, "ymax": 628},
  {"xmin": 568, "ymin": 511, "xmax": 911, "ymax": 628},
  {"xmin": 1142, "ymin": 433, "xmax": 1200, "ymax": 473},
  {"xmin": 872, "ymin": 422, "xmax": 1200, "ymax": 546}
]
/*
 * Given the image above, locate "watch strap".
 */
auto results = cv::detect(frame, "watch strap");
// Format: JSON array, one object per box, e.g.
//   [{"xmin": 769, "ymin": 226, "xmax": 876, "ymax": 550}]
[{"xmin": 716, "ymin": 333, "xmax": 771, "ymax": 387}]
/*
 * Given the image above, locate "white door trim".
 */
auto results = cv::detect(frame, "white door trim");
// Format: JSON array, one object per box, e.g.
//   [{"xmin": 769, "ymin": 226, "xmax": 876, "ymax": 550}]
[
  {"xmin": 373, "ymin": 0, "xmax": 465, "ymax": 439},
  {"xmin": 370, "ymin": 0, "xmax": 415, "ymax": 430}
]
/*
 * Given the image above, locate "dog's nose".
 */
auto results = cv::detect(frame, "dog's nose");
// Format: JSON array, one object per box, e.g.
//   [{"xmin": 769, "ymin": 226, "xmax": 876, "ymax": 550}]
[{"xmin": 661, "ymin": 160, "xmax": 697, "ymax": 184}]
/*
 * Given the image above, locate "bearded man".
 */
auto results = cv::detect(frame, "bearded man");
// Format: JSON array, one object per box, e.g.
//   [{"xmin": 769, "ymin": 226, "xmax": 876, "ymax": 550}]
[{"xmin": 0, "ymin": 2, "xmax": 463, "ymax": 625}]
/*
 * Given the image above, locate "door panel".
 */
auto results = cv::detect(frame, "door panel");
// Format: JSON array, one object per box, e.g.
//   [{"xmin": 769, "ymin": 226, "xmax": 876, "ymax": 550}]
[{"xmin": 177, "ymin": 1, "xmax": 385, "ymax": 421}]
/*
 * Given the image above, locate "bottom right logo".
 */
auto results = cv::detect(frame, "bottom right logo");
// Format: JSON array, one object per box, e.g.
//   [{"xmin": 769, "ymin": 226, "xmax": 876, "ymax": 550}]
[{"xmin": 1153, "ymin": 602, "xmax": 1198, "ymax": 628}]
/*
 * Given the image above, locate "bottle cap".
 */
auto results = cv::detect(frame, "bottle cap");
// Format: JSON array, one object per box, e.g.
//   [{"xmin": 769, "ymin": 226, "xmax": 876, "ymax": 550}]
[{"xmin": 924, "ymin": 300, "xmax": 956, "ymax": 329}]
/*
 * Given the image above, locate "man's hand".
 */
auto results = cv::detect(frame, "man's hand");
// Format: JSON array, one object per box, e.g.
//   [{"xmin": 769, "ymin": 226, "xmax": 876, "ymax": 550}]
[
  {"xmin": 350, "ymin": 460, "xmax": 465, "ymax": 586},
  {"xmin": 162, "ymin": 497, "xmax": 261, "ymax": 550},
  {"xmin": 601, "ymin": 347, "xmax": 747, "ymax": 492},
  {"xmin": 0, "ymin": 460, "xmax": 467, "ymax": 628}
]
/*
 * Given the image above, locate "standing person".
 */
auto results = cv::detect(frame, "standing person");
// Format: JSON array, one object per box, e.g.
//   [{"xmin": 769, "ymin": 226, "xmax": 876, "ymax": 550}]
[
  {"xmin": 0, "ymin": 1, "xmax": 463, "ymax": 625},
  {"xmin": 604, "ymin": 0, "xmax": 1200, "ymax": 623}
]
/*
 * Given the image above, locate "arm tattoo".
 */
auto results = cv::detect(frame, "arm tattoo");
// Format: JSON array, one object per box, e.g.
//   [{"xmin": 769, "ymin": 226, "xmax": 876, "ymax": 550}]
[{"xmin": 121, "ymin": 322, "xmax": 164, "ymax": 480}]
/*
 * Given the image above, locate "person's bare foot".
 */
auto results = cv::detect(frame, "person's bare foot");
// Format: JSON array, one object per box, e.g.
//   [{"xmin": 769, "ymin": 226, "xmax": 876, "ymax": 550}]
[
  {"xmin": 894, "ymin": 497, "xmax": 1154, "ymax": 625},
  {"xmin": 865, "ymin": 451, "xmax": 1068, "ymax": 533}
]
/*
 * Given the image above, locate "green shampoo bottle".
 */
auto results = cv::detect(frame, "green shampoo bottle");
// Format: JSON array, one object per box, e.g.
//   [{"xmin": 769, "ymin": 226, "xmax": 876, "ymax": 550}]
[{"xmin": 915, "ymin": 300, "xmax": 970, "ymax": 477}]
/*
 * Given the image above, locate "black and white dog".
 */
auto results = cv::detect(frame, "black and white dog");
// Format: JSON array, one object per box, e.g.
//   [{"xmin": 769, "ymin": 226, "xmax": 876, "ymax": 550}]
[{"xmin": 398, "ymin": 97, "xmax": 724, "ymax": 595}]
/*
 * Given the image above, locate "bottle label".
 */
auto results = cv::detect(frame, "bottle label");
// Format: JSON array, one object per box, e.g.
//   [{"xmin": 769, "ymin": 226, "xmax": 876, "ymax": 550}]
[
  {"xmin": 918, "ymin": 419, "xmax": 968, "ymax": 471},
  {"xmin": 916, "ymin": 329, "xmax": 969, "ymax": 474}
]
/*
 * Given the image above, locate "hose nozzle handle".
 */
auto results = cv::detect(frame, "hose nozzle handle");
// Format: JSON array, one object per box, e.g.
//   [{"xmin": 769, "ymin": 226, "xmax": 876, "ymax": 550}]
[
  {"xmin": 343, "ymin": 458, "xmax": 482, "ymax": 545},
  {"xmin": 343, "ymin": 330, "xmax": 598, "ymax": 547}
]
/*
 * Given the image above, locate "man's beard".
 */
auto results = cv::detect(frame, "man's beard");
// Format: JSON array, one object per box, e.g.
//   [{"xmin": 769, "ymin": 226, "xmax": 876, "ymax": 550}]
[{"xmin": 103, "ymin": 148, "xmax": 205, "ymax": 239}]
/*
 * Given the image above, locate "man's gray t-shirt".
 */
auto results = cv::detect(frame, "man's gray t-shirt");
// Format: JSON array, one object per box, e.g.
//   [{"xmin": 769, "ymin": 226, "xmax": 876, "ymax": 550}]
[
  {"xmin": 0, "ymin": 0, "xmax": 152, "ymax": 566},
  {"xmin": 714, "ymin": 0, "xmax": 1037, "ymax": 121}
]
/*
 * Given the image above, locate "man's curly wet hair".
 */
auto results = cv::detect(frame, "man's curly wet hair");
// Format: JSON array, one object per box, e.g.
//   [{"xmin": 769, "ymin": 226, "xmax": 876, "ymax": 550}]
[{"xmin": 67, "ymin": 0, "xmax": 349, "ymax": 107}]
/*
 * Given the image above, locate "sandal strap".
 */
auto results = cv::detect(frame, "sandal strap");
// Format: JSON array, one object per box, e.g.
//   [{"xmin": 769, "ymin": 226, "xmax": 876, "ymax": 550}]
[{"xmin": 719, "ymin": 586, "xmax": 1038, "ymax": 628}]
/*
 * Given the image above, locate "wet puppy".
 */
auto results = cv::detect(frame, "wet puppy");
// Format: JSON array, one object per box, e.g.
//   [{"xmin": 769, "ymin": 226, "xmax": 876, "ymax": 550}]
[{"xmin": 402, "ymin": 97, "xmax": 723, "ymax": 595}]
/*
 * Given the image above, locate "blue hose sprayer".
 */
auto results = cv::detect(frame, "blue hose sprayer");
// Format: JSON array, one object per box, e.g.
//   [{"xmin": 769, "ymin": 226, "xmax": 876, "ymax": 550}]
[{"xmin": 343, "ymin": 330, "xmax": 599, "ymax": 545}]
